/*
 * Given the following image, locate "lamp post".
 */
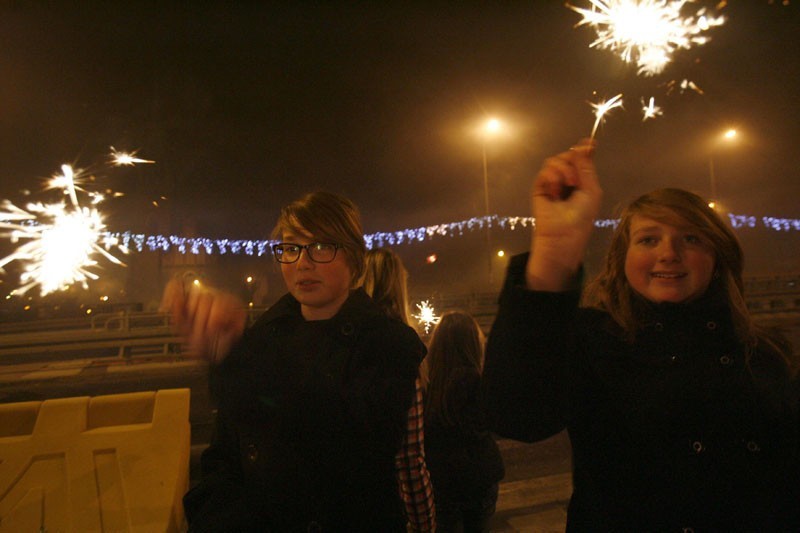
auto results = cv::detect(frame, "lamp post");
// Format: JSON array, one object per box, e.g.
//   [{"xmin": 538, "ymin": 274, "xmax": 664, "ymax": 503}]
[
  {"xmin": 708, "ymin": 128, "xmax": 737, "ymax": 209},
  {"xmin": 481, "ymin": 118, "xmax": 502, "ymax": 285}
]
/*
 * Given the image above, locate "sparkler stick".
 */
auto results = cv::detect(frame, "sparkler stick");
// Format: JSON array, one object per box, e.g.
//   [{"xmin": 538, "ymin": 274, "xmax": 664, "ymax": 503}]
[{"xmin": 589, "ymin": 93, "xmax": 624, "ymax": 139}]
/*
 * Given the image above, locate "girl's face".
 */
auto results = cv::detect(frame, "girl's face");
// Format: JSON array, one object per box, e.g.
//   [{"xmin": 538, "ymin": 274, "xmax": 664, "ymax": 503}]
[
  {"xmin": 624, "ymin": 216, "xmax": 716, "ymax": 304},
  {"xmin": 280, "ymin": 230, "xmax": 352, "ymax": 321}
]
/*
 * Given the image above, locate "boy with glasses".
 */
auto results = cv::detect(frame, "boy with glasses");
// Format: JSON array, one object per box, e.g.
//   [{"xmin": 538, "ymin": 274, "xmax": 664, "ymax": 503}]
[{"xmin": 165, "ymin": 191, "xmax": 425, "ymax": 531}]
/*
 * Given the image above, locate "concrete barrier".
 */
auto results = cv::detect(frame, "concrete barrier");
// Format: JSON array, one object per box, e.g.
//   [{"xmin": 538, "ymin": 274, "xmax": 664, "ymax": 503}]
[{"xmin": 0, "ymin": 388, "xmax": 190, "ymax": 532}]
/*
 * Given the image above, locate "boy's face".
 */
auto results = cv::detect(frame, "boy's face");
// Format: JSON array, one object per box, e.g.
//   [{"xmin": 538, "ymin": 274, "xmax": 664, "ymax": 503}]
[{"xmin": 279, "ymin": 229, "xmax": 352, "ymax": 320}]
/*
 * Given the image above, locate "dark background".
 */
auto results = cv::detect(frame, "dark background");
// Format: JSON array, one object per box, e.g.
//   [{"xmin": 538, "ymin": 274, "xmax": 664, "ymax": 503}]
[{"xmin": 0, "ymin": 1, "xmax": 797, "ymax": 304}]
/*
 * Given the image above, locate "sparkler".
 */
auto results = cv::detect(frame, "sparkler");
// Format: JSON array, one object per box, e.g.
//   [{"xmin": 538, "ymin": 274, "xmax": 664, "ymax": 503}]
[
  {"xmin": 641, "ymin": 96, "xmax": 663, "ymax": 121},
  {"xmin": 589, "ymin": 93, "xmax": 624, "ymax": 139},
  {"xmin": 413, "ymin": 300, "xmax": 440, "ymax": 334},
  {"xmin": 567, "ymin": 0, "xmax": 726, "ymax": 77},
  {"xmin": 1, "ymin": 151, "xmax": 153, "ymax": 295}
]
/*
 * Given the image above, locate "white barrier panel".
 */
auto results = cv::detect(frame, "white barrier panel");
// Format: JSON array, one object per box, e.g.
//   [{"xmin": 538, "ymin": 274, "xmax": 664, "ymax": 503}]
[{"xmin": 0, "ymin": 388, "xmax": 190, "ymax": 532}]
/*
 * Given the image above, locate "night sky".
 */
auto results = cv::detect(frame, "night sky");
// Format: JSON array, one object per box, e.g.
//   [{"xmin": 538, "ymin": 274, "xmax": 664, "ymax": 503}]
[{"xmin": 0, "ymin": 1, "xmax": 798, "ymax": 296}]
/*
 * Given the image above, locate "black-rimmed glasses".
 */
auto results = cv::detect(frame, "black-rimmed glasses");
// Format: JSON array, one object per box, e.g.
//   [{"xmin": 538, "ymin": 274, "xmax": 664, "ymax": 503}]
[{"xmin": 272, "ymin": 242, "xmax": 343, "ymax": 264}]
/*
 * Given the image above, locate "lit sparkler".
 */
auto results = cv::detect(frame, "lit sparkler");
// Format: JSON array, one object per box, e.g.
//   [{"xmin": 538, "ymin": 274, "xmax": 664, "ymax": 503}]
[
  {"xmin": 567, "ymin": 0, "xmax": 726, "ymax": 76},
  {"xmin": 641, "ymin": 96, "xmax": 663, "ymax": 121},
  {"xmin": 589, "ymin": 93, "xmax": 624, "ymax": 139},
  {"xmin": 0, "ymin": 152, "xmax": 154, "ymax": 295},
  {"xmin": 413, "ymin": 300, "xmax": 440, "ymax": 334}
]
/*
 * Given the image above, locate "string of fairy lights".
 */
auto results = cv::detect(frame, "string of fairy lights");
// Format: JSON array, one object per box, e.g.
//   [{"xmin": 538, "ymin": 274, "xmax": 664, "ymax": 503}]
[{"xmin": 109, "ymin": 212, "xmax": 800, "ymax": 258}]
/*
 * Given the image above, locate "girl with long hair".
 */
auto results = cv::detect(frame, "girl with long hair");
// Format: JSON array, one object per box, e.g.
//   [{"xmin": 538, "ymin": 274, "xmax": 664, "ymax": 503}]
[
  {"xmin": 483, "ymin": 140, "xmax": 798, "ymax": 531},
  {"xmin": 424, "ymin": 311, "xmax": 504, "ymax": 533}
]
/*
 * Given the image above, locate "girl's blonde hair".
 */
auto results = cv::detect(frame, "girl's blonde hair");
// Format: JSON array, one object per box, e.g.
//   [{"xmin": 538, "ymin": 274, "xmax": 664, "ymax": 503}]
[
  {"xmin": 423, "ymin": 311, "xmax": 485, "ymax": 427},
  {"xmin": 583, "ymin": 188, "xmax": 790, "ymax": 364},
  {"xmin": 362, "ymin": 247, "xmax": 411, "ymax": 325}
]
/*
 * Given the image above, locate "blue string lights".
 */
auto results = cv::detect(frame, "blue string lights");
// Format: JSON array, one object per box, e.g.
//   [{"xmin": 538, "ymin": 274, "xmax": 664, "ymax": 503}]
[{"xmin": 108, "ymin": 212, "xmax": 799, "ymax": 257}]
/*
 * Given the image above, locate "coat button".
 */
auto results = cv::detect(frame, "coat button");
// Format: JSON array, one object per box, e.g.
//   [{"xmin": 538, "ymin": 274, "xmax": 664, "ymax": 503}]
[
  {"xmin": 719, "ymin": 355, "xmax": 733, "ymax": 366},
  {"xmin": 692, "ymin": 441, "xmax": 704, "ymax": 454},
  {"xmin": 706, "ymin": 321, "xmax": 717, "ymax": 330},
  {"xmin": 307, "ymin": 521, "xmax": 322, "ymax": 533},
  {"xmin": 246, "ymin": 444, "xmax": 258, "ymax": 462},
  {"xmin": 682, "ymin": 528, "xmax": 695, "ymax": 533},
  {"xmin": 746, "ymin": 440, "xmax": 761, "ymax": 453},
  {"xmin": 670, "ymin": 355, "xmax": 679, "ymax": 364},
  {"xmin": 654, "ymin": 322, "xmax": 664, "ymax": 331},
  {"xmin": 340, "ymin": 322, "xmax": 355, "ymax": 336}
]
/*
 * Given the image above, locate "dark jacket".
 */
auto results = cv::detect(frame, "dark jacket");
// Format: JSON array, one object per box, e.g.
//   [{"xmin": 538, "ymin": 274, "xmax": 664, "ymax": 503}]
[
  {"xmin": 184, "ymin": 288, "xmax": 425, "ymax": 532},
  {"xmin": 424, "ymin": 368, "xmax": 505, "ymax": 502},
  {"xmin": 483, "ymin": 254, "xmax": 799, "ymax": 532}
]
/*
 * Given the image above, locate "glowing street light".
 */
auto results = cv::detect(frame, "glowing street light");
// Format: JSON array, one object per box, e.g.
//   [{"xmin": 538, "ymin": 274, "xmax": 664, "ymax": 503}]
[
  {"xmin": 708, "ymin": 128, "xmax": 738, "ymax": 208},
  {"xmin": 481, "ymin": 117, "xmax": 504, "ymax": 284}
]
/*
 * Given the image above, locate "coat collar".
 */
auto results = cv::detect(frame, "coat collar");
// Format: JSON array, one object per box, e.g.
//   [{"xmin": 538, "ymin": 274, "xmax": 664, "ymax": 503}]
[
  {"xmin": 632, "ymin": 284, "xmax": 734, "ymax": 335},
  {"xmin": 259, "ymin": 287, "xmax": 385, "ymax": 327}
]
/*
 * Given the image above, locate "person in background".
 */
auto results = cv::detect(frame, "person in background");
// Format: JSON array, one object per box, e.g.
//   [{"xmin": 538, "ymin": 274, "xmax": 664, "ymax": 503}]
[
  {"xmin": 363, "ymin": 247, "xmax": 436, "ymax": 531},
  {"xmin": 164, "ymin": 191, "xmax": 425, "ymax": 532},
  {"xmin": 423, "ymin": 311, "xmax": 504, "ymax": 533},
  {"xmin": 483, "ymin": 139, "xmax": 799, "ymax": 530}
]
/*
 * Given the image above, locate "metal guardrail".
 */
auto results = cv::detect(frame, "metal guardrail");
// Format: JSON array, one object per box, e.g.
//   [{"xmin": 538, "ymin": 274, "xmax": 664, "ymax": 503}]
[
  {"xmin": 0, "ymin": 312, "xmax": 181, "ymax": 362},
  {"xmin": 0, "ymin": 279, "xmax": 797, "ymax": 363}
]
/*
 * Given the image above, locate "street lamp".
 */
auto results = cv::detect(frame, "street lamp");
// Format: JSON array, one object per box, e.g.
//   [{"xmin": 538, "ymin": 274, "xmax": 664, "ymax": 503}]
[
  {"xmin": 481, "ymin": 117, "xmax": 503, "ymax": 284},
  {"xmin": 708, "ymin": 128, "xmax": 737, "ymax": 208}
]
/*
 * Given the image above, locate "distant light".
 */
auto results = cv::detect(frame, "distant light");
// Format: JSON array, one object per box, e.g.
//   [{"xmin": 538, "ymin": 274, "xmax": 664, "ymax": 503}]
[
  {"xmin": 246, "ymin": 276, "xmax": 254, "ymax": 283},
  {"xmin": 193, "ymin": 279, "xmax": 201, "ymax": 286},
  {"xmin": 497, "ymin": 250, "xmax": 505, "ymax": 258},
  {"xmin": 23, "ymin": 305, "xmax": 31, "ymax": 311},
  {"xmin": 708, "ymin": 201, "xmax": 717, "ymax": 209},
  {"xmin": 86, "ymin": 308, "xmax": 93, "ymax": 315},
  {"xmin": 100, "ymin": 295, "xmax": 109, "ymax": 302},
  {"xmin": 723, "ymin": 129, "xmax": 737, "ymax": 139},
  {"xmin": 248, "ymin": 301, "xmax": 254, "ymax": 308},
  {"xmin": 485, "ymin": 118, "xmax": 502, "ymax": 135},
  {"xmin": 426, "ymin": 254, "xmax": 437, "ymax": 264}
]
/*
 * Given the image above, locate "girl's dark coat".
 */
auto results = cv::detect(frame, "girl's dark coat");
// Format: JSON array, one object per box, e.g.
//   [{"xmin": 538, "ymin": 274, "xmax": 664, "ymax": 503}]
[
  {"xmin": 483, "ymin": 254, "xmax": 799, "ymax": 531},
  {"xmin": 184, "ymin": 289, "xmax": 425, "ymax": 532}
]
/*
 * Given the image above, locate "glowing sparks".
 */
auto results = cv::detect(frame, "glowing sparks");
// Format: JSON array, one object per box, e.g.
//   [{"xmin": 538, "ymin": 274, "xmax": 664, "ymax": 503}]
[
  {"xmin": 641, "ymin": 96, "xmax": 663, "ymax": 121},
  {"xmin": 413, "ymin": 300, "xmax": 440, "ymax": 334},
  {"xmin": 0, "ymin": 163, "xmax": 130, "ymax": 295},
  {"xmin": 665, "ymin": 78, "xmax": 704, "ymax": 95},
  {"xmin": 568, "ymin": 0, "xmax": 725, "ymax": 76},
  {"xmin": 110, "ymin": 147, "xmax": 155, "ymax": 166},
  {"xmin": 589, "ymin": 93, "xmax": 624, "ymax": 139}
]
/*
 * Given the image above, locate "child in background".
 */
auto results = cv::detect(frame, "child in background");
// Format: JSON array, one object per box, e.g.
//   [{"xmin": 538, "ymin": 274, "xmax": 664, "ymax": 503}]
[{"xmin": 423, "ymin": 311, "xmax": 504, "ymax": 533}]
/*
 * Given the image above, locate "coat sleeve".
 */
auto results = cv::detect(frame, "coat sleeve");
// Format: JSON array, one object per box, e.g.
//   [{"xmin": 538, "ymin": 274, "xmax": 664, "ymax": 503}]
[{"xmin": 482, "ymin": 252, "xmax": 580, "ymax": 443}]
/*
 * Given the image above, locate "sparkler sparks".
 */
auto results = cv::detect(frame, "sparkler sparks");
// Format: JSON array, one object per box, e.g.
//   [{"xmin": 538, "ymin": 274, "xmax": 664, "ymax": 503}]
[
  {"xmin": 111, "ymin": 147, "xmax": 155, "ymax": 166},
  {"xmin": 0, "ymin": 150, "xmax": 153, "ymax": 296},
  {"xmin": 567, "ymin": 0, "xmax": 726, "ymax": 76},
  {"xmin": 413, "ymin": 300, "xmax": 440, "ymax": 334},
  {"xmin": 589, "ymin": 93, "xmax": 624, "ymax": 139},
  {"xmin": 641, "ymin": 96, "xmax": 663, "ymax": 121}
]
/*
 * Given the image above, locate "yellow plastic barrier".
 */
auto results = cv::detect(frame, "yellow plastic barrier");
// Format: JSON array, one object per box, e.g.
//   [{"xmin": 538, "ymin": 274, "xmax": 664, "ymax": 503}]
[{"xmin": 0, "ymin": 388, "xmax": 190, "ymax": 532}]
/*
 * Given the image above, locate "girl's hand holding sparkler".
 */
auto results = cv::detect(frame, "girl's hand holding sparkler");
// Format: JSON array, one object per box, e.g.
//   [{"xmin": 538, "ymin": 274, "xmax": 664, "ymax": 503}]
[
  {"xmin": 526, "ymin": 138, "xmax": 602, "ymax": 292},
  {"xmin": 161, "ymin": 276, "xmax": 247, "ymax": 364}
]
